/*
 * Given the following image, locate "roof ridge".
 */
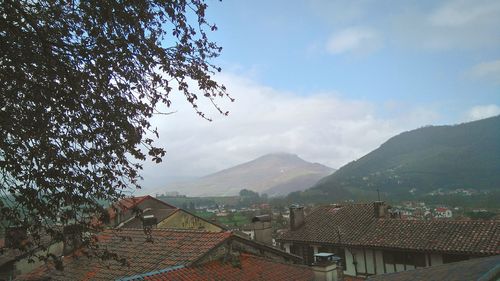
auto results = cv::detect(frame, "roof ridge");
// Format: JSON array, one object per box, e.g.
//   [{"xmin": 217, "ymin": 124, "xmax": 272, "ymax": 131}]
[
  {"xmin": 239, "ymin": 253, "xmax": 313, "ymax": 269},
  {"xmin": 117, "ymin": 265, "xmax": 185, "ymax": 281},
  {"xmin": 117, "ymin": 227, "xmax": 232, "ymax": 234}
]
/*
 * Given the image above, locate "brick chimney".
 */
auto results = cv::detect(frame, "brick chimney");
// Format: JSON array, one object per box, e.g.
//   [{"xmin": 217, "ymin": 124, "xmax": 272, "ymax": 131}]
[
  {"xmin": 289, "ymin": 205, "xmax": 305, "ymax": 231},
  {"xmin": 373, "ymin": 201, "xmax": 386, "ymax": 218}
]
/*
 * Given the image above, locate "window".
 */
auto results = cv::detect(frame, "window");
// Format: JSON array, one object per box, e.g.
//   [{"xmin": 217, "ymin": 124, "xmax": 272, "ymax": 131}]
[
  {"xmin": 290, "ymin": 244, "xmax": 315, "ymax": 265},
  {"xmin": 443, "ymin": 254, "xmax": 468, "ymax": 264},
  {"xmin": 383, "ymin": 251, "xmax": 395, "ymax": 264},
  {"xmin": 383, "ymin": 251, "xmax": 426, "ymax": 267},
  {"xmin": 393, "ymin": 252, "xmax": 407, "ymax": 264},
  {"xmin": 412, "ymin": 253, "xmax": 426, "ymax": 267}
]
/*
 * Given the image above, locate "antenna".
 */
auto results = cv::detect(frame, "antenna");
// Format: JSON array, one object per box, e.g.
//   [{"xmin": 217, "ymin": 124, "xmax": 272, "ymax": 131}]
[{"xmin": 377, "ymin": 188, "xmax": 381, "ymax": 201}]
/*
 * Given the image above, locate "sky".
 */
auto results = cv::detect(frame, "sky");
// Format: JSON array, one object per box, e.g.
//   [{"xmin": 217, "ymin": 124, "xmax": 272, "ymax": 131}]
[{"xmin": 137, "ymin": 0, "xmax": 500, "ymax": 195}]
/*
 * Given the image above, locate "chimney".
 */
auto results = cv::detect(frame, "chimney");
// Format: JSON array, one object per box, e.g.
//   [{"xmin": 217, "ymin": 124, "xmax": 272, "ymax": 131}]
[
  {"xmin": 142, "ymin": 214, "xmax": 158, "ymax": 228},
  {"xmin": 4, "ymin": 226, "xmax": 28, "ymax": 249},
  {"xmin": 373, "ymin": 201, "xmax": 386, "ymax": 218},
  {"xmin": 289, "ymin": 205, "xmax": 305, "ymax": 231},
  {"xmin": 311, "ymin": 253, "xmax": 343, "ymax": 281},
  {"xmin": 251, "ymin": 215, "xmax": 272, "ymax": 244}
]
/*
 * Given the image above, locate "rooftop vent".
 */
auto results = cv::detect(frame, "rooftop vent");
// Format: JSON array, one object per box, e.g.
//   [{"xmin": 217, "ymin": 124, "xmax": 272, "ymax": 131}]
[
  {"xmin": 142, "ymin": 214, "xmax": 157, "ymax": 227},
  {"xmin": 251, "ymin": 214, "xmax": 271, "ymax": 223}
]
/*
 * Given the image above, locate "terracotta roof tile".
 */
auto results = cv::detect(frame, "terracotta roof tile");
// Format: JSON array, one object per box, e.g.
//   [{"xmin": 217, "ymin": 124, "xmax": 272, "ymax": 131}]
[
  {"xmin": 125, "ymin": 253, "xmax": 314, "ymax": 281},
  {"xmin": 109, "ymin": 196, "xmax": 177, "ymax": 219},
  {"xmin": 21, "ymin": 228, "xmax": 231, "ymax": 280},
  {"xmin": 279, "ymin": 203, "xmax": 500, "ymax": 255}
]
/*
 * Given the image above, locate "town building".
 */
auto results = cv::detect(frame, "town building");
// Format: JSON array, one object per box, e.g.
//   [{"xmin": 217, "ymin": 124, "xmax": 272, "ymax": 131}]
[
  {"xmin": 19, "ymin": 228, "xmax": 308, "ymax": 280},
  {"xmin": 0, "ymin": 232, "xmax": 63, "ymax": 280},
  {"xmin": 241, "ymin": 215, "xmax": 273, "ymax": 245},
  {"xmin": 109, "ymin": 195, "xmax": 225, "ymax": 232},
  {"xmin": 277, "ymin": 202, "xmax": 500, "ymax": 279},
  {"xmin": 434, "ymin": 207, "xmax": 453, "ymax": 218}
]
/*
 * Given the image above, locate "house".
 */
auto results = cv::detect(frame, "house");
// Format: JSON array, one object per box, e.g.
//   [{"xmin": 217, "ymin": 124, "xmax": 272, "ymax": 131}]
[
  {"xmin": 434, "ymin": 207, "xmax": 452, "ymax": 218},
  {"xmin": 108, "ymin": 195, "xmax": 177, "ymax": 227},
  {"xmin": 240, "ymin": 215, "xmax": 273, "ymax": 245},
  {"xmin": 109, "ymin": 195, "xmax": 225, "ymax": 232},
  {"xmin": 20, "ymin": 228, "xmax": 308, "ymax": 281},
  {"xmin": 277, "ymin": 202, "xmax": 500, "ymax": 279},
  {"xmin": 0, "ymin": 229, "xmax": 64, "ymax": 281},
  {"xmin": 368, "ymin": 254, "xmax": 500, "ymax": 281}
]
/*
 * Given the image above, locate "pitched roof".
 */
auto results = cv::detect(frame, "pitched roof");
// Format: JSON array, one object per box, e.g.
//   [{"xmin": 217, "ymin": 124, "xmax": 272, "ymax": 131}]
[
  {"xmin": 367, "ymin": 255, "xmax": 500, "ymax": 281},
  {"xmin": 278, "ymin": 203, "xmax": 500, "ymax": 255},
  {"xmin": 21, "ymin": 228, "xmax": 231, "ymax": 280},
  {"xmin": 120, "ymin": 253, "xmax": 314, "ymax": 281},
  {"xmin": 119, "ymin": 196, "xmax": 176, "ymax": 210},
  {"xmin": 108, "ymin": 196, "xmax": 177, "ymax": 220},
  {"xmin": 119, "ymin": 208, "xmax": 228, "ymax": 231}
]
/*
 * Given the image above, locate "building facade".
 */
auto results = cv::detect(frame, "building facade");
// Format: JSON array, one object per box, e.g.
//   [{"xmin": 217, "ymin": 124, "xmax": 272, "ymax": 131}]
[{"xmin": 277, "ymin": 202, "xmax": 499, "ymax": 279}]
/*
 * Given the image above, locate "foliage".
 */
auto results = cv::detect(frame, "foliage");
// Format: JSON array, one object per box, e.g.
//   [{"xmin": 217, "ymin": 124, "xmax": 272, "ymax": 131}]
[
  {"xmin": 0, "ymin": 0, "xmax": 230, "ymax": 262},
  {"xmin": 294, "ymin": 116, "xmax": 500, "ymax": 203},
  {"xmin": 464, "ymin": 210, "xmax": 497, "ymax": 220},
  {"xmin": 239, "ymin": 189, "xmax": 263, "ymax": 206}
]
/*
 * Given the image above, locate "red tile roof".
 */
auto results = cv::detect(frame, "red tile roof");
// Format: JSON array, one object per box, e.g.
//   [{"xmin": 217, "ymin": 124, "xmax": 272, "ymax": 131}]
[
  {"xmin": 109, "ymin": 196, "xmax": 177, "ymax": 219},
  {"xmin": 21, "ymin": 228, "xmax": 231, "ymax": 280},
  {"xmin": 119, "ymin": 195, "xmax": 176, "ymax": 210},
  {"xmin": 126, "ymin": 253, "xmax": 314, "ymax": 281},
  {"xmin": 279, "ymin": 203, "xmax": 500, "ymax": 255}
]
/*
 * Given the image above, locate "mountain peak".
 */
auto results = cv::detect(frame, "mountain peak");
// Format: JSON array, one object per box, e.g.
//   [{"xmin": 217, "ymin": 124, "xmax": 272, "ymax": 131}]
[{"xmin": 165, "ymin": 153, "xmax": 334, "ymax": 197}]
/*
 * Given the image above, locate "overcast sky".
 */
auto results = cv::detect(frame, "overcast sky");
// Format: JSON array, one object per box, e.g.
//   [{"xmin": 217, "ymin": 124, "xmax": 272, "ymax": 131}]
[{"xmin": 136, "ymin": 0, "xmax": 500, "ymax": 195}]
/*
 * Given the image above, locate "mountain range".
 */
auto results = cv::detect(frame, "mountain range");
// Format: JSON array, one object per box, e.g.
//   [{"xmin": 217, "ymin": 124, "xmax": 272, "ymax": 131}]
[
  {"xmin": 292, "ymin": 115, "xmax": 500, "ymax": 202},
  {"xmin": 164, "ymin": 153, "xmax": 334, "ymax": 196}
]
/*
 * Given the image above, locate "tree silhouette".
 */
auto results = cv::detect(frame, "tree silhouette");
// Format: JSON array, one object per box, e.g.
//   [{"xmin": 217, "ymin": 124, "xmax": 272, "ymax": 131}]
[{"xmin": 0, "ymin": 0, "xmax": 231, "ymax": 262}]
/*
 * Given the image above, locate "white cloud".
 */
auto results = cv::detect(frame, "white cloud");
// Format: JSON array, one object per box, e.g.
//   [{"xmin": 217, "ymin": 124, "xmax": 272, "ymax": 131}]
[
  {"xmin": 429, "ymin": 0, "xmax": 500, "ymax": 27},
  {"xmin": 466, "ymin": 105, "xmax": 500, "ymax": 121},
  {"xmin": 137, "ymin": 72, "xmax": 440, "ymax": 194},
  {"xmin": 313, "ymin": 0, "xmax": 500, "ymax": 51},
  {"xmin": 326, "ymin": 27, "xmax": 381, "ymax": 55},
  {"xmin": 469, "ymin": 60, "xmax": 500, "ymax": 84},
  {"xmin": 391, "ymin": 0, "xmax": 500, "ymax": 50}
]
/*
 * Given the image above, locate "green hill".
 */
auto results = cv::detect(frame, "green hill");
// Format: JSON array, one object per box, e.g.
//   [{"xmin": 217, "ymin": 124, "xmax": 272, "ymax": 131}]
[{"xmin": 292, "ymin": 115, "xmax": 500, "ymax": 203}]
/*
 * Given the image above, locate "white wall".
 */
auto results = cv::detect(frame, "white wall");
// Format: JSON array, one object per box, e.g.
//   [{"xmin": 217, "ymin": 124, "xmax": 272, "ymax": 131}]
[
  {"xmin": 430, "ymin": 253, "xmax": 443, "ymax": 266},
  {"xmin": 344, "ymin": 248, "xmax": 356, "ymax": 276},
  {"xmin": 374, "ymin": 250, "xmax": 384, "ymax": 274},
  {"xmin": 283, "ymin": 243, "xmax": 290, "ymax": 253}
]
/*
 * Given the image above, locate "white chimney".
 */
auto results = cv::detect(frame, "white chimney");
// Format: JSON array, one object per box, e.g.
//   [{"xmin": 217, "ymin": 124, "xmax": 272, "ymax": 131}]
[{"xmin": 311, "ymin": 253, "xmax": 343, "ymax": 281}]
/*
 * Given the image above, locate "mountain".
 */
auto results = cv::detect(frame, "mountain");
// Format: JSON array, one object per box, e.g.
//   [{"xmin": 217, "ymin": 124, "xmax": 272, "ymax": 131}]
[
  {"xmin": 165, "ymin": 153, "xmax": 334, "ymax": 197},
  {"xmin": 295, "ymin": 115, "xmax": 500, "ymax": 202}
]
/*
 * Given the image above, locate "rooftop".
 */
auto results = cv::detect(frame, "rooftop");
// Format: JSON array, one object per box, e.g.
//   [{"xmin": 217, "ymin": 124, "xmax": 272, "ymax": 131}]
[
  {"xmin": 20, "ymin": 228, "xmax": 231, "ymax": 280},
  {"xmin": 279, "ymin": 203, "xmax": 500, "ymax": 255},
  {"xmin": 109, "ymin": 196, "xmax": 177, "ymax": 219},
  {"xmin": 119, "ymin": 253, "xmax": 314, "ymax": 281}
]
